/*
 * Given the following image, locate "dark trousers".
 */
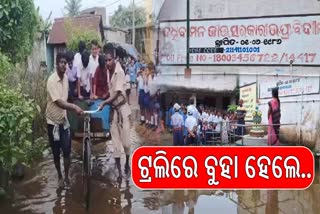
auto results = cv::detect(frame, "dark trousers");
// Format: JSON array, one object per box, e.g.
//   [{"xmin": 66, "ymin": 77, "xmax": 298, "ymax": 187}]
[
  {"xmin": 186, "ymin": 133, "xmax": 197, "ymax": 145},
  {"xmin": 173, "ymin": 129, "xmax": 184, "ymax": 146},
  {"xmin": 236, "ymin": 119, "xmax": 246, "ymax": 136},
  {"xmin": 47, "ymin": 124, "xmax": 71, "ymax": 160},
  {"xmin": 80, "ymin": 87, "xmax": 90, "ymax": 99}
]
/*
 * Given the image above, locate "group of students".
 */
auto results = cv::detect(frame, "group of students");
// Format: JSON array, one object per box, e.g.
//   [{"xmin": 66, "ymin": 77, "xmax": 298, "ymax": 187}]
[
  {"xmin": 168, "ymin": 98, "xmax": 244, "ymax": 146},
  {"xmin": 136, "ymin": 64, "xmax": 161, "ymax": 132},
  {"xmin": 46, "ymin": 40, "xmax": 142, "ymax": 188},
  {"xmin": 65, "ymin": 40, "xmax": 149, "ymax": 135}
]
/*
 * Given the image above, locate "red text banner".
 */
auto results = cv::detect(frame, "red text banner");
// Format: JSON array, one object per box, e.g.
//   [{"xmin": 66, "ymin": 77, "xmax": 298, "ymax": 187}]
[{"xmin": 131, "ymin": 146, "xmax": 314, "ymax": 190}]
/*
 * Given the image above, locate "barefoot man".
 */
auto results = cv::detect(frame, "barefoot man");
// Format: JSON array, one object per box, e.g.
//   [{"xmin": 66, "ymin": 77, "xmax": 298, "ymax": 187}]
[
  {"xmin": 98, "ymin": 45, "xmax": 131, "ymax": 179},
  {"xmin": 46, "ymin": 52, "xmax": 84, "ymax": 188}
]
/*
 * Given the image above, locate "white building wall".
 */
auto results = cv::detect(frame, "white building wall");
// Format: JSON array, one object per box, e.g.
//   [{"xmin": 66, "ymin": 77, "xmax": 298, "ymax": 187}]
[
  {"xmin": 105, "ymin": 30, "xmax": 126, "ymax": 44},
  {"xmin": 159, "ymin": 0, "xmax": 320, "ymax": 21}
]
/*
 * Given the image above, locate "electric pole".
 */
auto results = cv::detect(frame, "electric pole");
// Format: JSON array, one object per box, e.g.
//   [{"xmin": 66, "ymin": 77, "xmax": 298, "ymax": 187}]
[
  {"xmin": 186, "ymin": 0, "xmax": 190, "ymax": 69},
  {"xmin": 132, "ymin": 0, "xmax": 135, "ymax": 48},
  {"xmin": 185, "ymin": 0, "xmax": 191, "ymax": 78}
]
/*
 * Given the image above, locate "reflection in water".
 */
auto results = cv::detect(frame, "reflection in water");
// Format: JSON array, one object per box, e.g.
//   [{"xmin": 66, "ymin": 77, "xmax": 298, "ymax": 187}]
[
  {"xmin": 186, "ymin": 190, "xmax": 198, "ymax": 214},
  {"xmin": 265, "ymin": 190, "xmax": 278, "ymax": 214},
  {"xmin": 53, "ymin": 189, "xmax": 72, "ymax": 214},
  {"xmin": 1, "ymin": 157, "xmax": 320, "ymax": 214},
  {"xmin": 172, "ymin": 191, "xmax": 185, "ymax": 214},
  {"xmin": 122, "ymin": 179, "xmax": 133, "ymax": 214},
  {"xmin": 0, "ymin": 122, "xmax": 319, "ymax": 214}
]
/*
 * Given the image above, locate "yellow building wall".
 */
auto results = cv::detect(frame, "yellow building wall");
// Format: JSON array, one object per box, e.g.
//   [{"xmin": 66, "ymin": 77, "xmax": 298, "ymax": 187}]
[{"xmin": 144, "ymin": 0, "xmax": 154, "ymax": 63}]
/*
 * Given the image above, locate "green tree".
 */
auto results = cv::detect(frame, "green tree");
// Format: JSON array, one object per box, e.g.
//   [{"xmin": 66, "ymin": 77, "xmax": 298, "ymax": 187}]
[
  {"xmin": 65, "ymin": 0, "xmax": 82, "ymax": 17},
  {"xmin": 0, "ymin": 52, "xmax": 12, "ymax": 77},
  {"xmin": 0, "ymin": 83, "xmax": 44, "ymax": 172},
  {"xmin": 64, "ymin": 18, "xmax": 101, "ymax": 52},
  {"xmin": 36, "ymin": 7, "xmax": 52, "ymax": 38},
  {"xmin": 0, "ymin": 0, "xmax": 38, "ymax": 63},
  {"xmin": 110, "ymin": 4, "xmax": 147, "ymax": 28}
]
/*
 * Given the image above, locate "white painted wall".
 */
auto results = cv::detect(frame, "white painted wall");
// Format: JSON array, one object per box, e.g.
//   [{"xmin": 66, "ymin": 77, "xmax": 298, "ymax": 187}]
[
  {"xmin": 105, "ymin": 29, "xmax": 126, "ymax": 44},
  {"xmin": 27, "ymin": 34, "xmax": 47, "ymax": 73},
  {"xmin": 159, "ymin": 0, "xmax": 320, "ymax": 21}
]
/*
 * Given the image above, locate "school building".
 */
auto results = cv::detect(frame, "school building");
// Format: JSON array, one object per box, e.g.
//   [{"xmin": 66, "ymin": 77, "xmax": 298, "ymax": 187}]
[{"xmin": 155, "ymin": 0, "xmax": 320, "ymax": 152}]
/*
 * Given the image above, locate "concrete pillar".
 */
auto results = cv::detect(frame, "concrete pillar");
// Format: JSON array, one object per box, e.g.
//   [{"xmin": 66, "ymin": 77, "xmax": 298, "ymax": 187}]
[
  {"xmin": 231, "ymin": 97, "xmax": 237, "ymax": 105},
  {"xmin": 217, "ymin": 96, "xmax": 223, "ymax": 109},
  {"xmin": 191, "ymin": 94, "xmax": 197, "ymax": 106}
]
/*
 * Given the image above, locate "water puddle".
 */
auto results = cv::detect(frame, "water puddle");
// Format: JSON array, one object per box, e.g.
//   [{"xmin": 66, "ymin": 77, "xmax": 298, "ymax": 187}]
[{"xmin": 0, "ymin": 124, "xmax": 319, "ymax": 214}]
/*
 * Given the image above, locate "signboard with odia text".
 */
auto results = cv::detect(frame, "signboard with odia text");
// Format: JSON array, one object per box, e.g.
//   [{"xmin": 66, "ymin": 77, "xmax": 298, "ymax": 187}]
[
  {"xmin": 160, "ymin": 14, "xmax": 320, "ymax": 65},
  {"xmin": 259, "ymin": 76, "xmax": 320, "ymax": 99},
  {"xmin": 240, "ymin": 83, "xmax": 257, "ymax": 121}
]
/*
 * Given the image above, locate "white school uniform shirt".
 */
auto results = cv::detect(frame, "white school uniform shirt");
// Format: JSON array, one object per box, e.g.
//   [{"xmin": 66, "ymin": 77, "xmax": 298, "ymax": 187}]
[
  {"xmin": 149, "ymin": 76, "xmax": 159, "ymax": 96},
  {"xmin": 77, "ymin": 65, "xmax": 91, "ymax": 93},
  {"xmin": 137, "ymin": 75, "xmax": 144, "ymax": 90},
  {"xmin": 225, "ymin": 118, "xmax": 230, "ymax": 131},
  {"xmin": 125, "ymin": 74, "xmax": 131, "ymax": 90},
  {"xmin": 73, "ymin": 52, "xmax": 82, "ymax": 74},
  {"xmin": 211, "ymin": 114, "xmax": 217, "ymax": 122},
  {"xmin": 144, "ymin": 75, "xmax": 152, "ymax": 94},
  {"xmin": 202, "ymin": 112, "xmax": 209, "ymax": 121},
  {"xmin": 187, "ymin": 105, "xmax": 199, "ymax": 121},
  {"xmin": 185, "ymin": 115, "xmax": 197, "ymax": 132},
  {"xmin": 89, "ymin": 54, "xmax": 99, "ymax": 78},
  {"xmin": 171, "ymin": 112, "xmax": 184, "ymax": 128},
  {"xmin": 215, "ymin": 116, "xmax": 223, "ymax": 132}
]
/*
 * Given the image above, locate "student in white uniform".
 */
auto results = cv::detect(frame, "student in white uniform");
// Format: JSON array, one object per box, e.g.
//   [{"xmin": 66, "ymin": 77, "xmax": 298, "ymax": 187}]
[
  {"xmin": 185, "ymin": 107, "xmax": 198, "ymax": 146},
  {"xmin": 143, "ymin": 67, "xmax": 152, "ymax": 128},
  {"xmin": 73, "ymin": 41, "xmax": 86, "ymax": 76},
  {"xmin": 89, "ymin": 40, "xmax": 100, "ymax": 97},
  {"xmin": 147, "ymin": 68, "xmax": 157, "ymax": 129},
  {"xmin": 171, "ymin": 103, "xmax": 184, "ymax": 146},
  {"xmin": 125, "ymin": 69, "xmax": 131, "ymax": 105},
  {"xmin": 214, "ymin": 111, "xmax": 223, "ymax": 141},
  {"xmin": 77, "ymin": 51, "xmax": 91, "ymax": 99},
  {"xmin": 187, "ymin": 98, "xmax": 200, "ymax": 122},
  {"xmin": 137, "ymin": 69, "xmax": 145, "ymax": 124}
]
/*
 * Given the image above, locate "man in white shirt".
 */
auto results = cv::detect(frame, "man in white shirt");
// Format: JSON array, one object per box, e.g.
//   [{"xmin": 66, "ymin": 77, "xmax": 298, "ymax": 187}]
[
  {"xmin": 171, "ymin": 103, "xmax": 184, "ymax": 145},
  {"xmin": 214, "ymin": 111, "xmax": 223, "ymax": 132},
  {"xmin": 185, "ymin": 107, "xmax": 198, "ymax": 145},
  {"xmin": 77, "ymin": 51, "xmax": 91, "ymax": 99},
  {"xmin": 187, "ymin": 98, "xmax": 200, "ymax": 122},
  {"xmin": 89, "ymin": 40, "xmax": 100, "ymax": 96},
  {"xmin": 73, "ymin": 41, "xmax": 86, "ymax": 75},
  {"xmin": 214, "ymin": 111, "xmax": 223, "ymax": 141}
]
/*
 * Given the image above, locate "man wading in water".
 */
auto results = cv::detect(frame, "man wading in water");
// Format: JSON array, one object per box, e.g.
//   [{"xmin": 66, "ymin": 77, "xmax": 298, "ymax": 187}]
[
  {"xmin": 98, "ymin": 45, "xmax": 131, "ymax": 180},
  {"xmin": 46, "ymin": 53, "xmax": 84, "ymax": 188}
]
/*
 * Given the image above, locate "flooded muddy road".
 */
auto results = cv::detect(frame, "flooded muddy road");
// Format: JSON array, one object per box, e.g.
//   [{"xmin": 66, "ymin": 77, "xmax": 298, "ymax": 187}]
[
  {"xmin": 0, "ymin": 122, "xmax": 319, "ymax": 214},
  {"xmin": 1, "ymin": 91, "xmax": 320, "ymax": 214}
]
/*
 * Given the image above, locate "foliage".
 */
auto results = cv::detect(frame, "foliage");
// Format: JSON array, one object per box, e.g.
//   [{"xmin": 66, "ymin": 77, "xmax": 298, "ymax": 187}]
[
  {"xmin": 35, "ymin": 7, "xmax": 52, "ymax": 37},
  {"xmin": 67, "ymin": 31, "xmax": 101, "ymax": 53},
  {"xmin": 0, "ymin": 84, "xmax": 40, "ymax": 173},
  {"xmin": 227, "ymin": 104, "xmax": 238, "ymax": 113},
  {"xmin": 252, "ymin": 110, "xmax": 262, "ymax": 124},
  {"xmin": 110, "ymin": 4, "xmax": 147, "ymax": 28},
  {"xmin": 0, "ymin": 52, "xmax": 12, "ymax": 77},
  {"xmin": 0, "ymin": 187, "xmax": 6, "ymax": 199},
  {"xmin": 64, "ymin": 19, "xmax": 101, "ymax": 52},
  {"xmin": 0, "ymin": 0, "xmax": 38, "ymax": 63},
  {"xmin": 65, "ymin": 0, "xmax": 82, "ymax": 17},
  {"xmin": 22, "ymin": 70, "xmax": 51, "ymax": 138}
]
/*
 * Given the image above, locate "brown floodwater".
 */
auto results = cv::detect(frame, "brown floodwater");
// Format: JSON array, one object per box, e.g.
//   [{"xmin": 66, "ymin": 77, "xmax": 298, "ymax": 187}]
[{"xmin": 0, "ymin": 125, "xmax": 319, "ymax": 214}]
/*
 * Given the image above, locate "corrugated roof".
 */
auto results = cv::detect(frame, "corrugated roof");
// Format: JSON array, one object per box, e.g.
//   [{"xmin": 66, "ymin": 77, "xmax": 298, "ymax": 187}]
[{"xmin": 47, "ymin": 15, "xmax": 103, "ymax": 44}]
